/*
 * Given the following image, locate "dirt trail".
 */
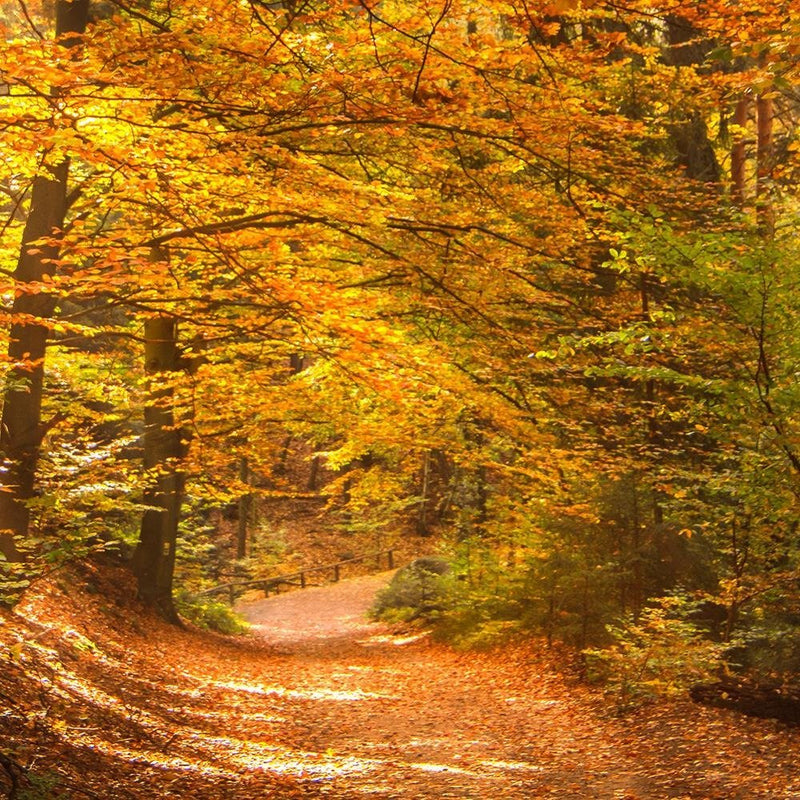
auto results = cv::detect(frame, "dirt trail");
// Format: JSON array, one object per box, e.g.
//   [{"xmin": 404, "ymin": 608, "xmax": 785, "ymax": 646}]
[
  {"xmin": 239, "ymin": 572, "xmax": 632, "ymax": 799},
  {"xmin": 241, "ymin": 572, "xmax": 393, "ymax": 652},
  {"xmin": 6, "ymin": 567, "xmax": 800, "ymax": 799},
  {"xmin": 233, "ymin": 574, "xmax": 800, "ymax": 799}
]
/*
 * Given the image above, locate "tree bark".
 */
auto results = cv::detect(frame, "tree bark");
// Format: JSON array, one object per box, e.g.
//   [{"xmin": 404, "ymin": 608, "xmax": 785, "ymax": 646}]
[
  {"xmin": 307, "ymin": 455, "xmax": 320, "ymax": 491},
  {"xmin": 730, "ymin": 97, "xmax": 749, "ymax": 206},
  {"xmin": 131, "ymin": 315, "xmax": 185, "ymax": 623},
  {"xmin": 663, "ymin": 16, "xmax": 720, "ymax": 184},
  {"xmin": 756, "ymin": 93, "xmax": 775, "ymax": 237},
  {"xmin": 416, "ymin": 450, "xmax": 431, "ymax": 536},
  {"xmin": 0, "ymin": 0, "xmax": 90, "ymax": 562},
  {"xmin": 236, "ymin": 456, "xmax": 250, "ymax": 559}
]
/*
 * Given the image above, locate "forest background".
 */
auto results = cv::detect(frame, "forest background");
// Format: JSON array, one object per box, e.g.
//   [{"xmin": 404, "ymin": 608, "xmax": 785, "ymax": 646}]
[{"xmin": 1, "ymin": 0, "xmax": 799, "ymax": 696}]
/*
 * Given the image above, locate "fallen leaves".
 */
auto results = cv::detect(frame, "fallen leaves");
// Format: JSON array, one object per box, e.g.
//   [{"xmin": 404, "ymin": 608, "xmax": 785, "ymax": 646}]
[{"xmin": 2, "ymin": 564, "xmax": 799, "ymax": 798}]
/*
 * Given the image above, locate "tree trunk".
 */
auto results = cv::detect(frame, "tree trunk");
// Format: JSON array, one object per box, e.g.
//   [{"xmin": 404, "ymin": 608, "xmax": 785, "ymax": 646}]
[
  {"xmin": 132, "ymin": 315, "xmax": 185, "ymax": 623},
  {"xmin": 730, "ymin": 97, "xmax": 749, "ymax": 206},
  {"xmin": 756, "ymin": 93, "xmax": 774, "ymax": 237},
  {"xmin": 663, "ymin": 17, "xmax": 720, "ymax": 184},
  {"xmin": 307, "ymin": 455, "xmax": 320, "ymax": 491},
  {"xmin": 416, "ymin": 450, "xmax": 431, "ymax": 536},
  {"xmin": 691, "ymin": 680, "xmax": 800, "ymax": 725},
  {"xmin": 0, "ymin": 0, "xmax": 90, "ymax": 562},
  {"xmin": 237, "ymin": 456, "xmax": 250, "ymax": 559}
]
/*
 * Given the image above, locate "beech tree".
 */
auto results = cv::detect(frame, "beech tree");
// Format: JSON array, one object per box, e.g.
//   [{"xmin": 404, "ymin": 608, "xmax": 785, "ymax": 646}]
[{"xmin": 0, "ymin": 0, "xmax": 90, "ymax": 562}]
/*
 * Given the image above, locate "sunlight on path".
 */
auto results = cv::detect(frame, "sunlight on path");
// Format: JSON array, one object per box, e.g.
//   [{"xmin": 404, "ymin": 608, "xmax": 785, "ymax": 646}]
[
  {"xmin": 228, "ymin": 572, "xmax": 797, "ymax": 800},
  {"xmin": 229, "ymin": 572, "xmax": 659, "ymax": 799},
  {"xmin": 238, "ymin": 570, "xmax": 394, "ymax": 648},
  {"xmin": 9, "ymin": 569, "xmax": 799, "ymax": 799}
]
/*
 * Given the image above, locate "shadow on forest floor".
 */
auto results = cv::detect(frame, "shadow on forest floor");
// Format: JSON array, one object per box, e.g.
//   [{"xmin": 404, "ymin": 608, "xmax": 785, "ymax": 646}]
[{"xmin": 2, "ymin": 562, "xmax": 799, "ymax": 799}]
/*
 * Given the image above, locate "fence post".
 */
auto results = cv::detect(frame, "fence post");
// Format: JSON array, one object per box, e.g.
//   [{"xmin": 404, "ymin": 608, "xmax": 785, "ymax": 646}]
[{"xmin": 207, "ymin": 549, "xmax": 398, "ymax": 600}]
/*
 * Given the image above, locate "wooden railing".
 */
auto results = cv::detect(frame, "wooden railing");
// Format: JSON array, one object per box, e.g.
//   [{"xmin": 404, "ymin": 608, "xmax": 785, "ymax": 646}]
[{"xmin": 197, "ymin": 548, "xmax": 395, "ymax": 605}]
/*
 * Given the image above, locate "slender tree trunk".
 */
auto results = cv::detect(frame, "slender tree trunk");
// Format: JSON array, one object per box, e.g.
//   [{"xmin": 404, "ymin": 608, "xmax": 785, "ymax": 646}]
[
  {"xmin": 237, "ymin": 456, "xmax": 250, "ymax": 559},
  {"xmin": 630, "ymin": 477, "xmax": 643, "ymax": 621},
  {"xmin": 580, "ymin": 572, "xmax": 590, "ymax": 652},
  {"xmin": 307, "ymin": 455, "xmax": 320, "ymax": 491},
  {"xmin": 756, "ymin": 93, "xmax": 775, "ymax": 237},
  {"xmin": 546, "ymin": 584, "xmax": 555, "ymax": 648},
  {"xmin": 640, "ymin": 273, "xmax": 664, "ymax": 530},
  {"xmin": 0, "ymin": 0, "xmax": 89, "ymax": 562},
  {"xmin": 132, "ymin": 315, "xmax": 185, "ymax": 623},
  {"xmin": 276, "ymin": 434, "xmax": 292, "ymax": 474},
  {"xmin": 416, "ymin": 450, "xmax": 430, "ymax": 536},
  {"xmin": 731, "ymin": 96, "xmax": 749, "ymax": 206}
]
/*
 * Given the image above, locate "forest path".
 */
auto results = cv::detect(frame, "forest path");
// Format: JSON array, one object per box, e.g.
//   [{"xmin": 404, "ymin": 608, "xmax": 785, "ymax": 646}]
[
  {"xmin": 7, "ymin": 566, "xmax": 800, "ymax": 799},
  {"xmin": 225, "ymin": 573, "xmax": 787, "ymax": 799},
  {"xmin": 236, "ymin": 571, "xmax": 638, "ymax": 799}
]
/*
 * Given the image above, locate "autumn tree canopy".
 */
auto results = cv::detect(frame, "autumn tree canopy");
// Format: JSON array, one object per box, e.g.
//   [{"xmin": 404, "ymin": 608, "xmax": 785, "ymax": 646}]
[{"xmin": 0, "ymin": 0, "xmax": 798, "ymax": 681}]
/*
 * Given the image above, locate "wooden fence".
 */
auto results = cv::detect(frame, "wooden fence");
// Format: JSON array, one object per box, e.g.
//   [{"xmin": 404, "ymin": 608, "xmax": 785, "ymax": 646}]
[{"xmin": 197, "ymin": 548, "xmax": 395, "ymax": 605}]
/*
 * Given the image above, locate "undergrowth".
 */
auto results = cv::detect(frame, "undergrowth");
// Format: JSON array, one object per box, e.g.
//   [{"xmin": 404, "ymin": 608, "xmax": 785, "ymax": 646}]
[
  {"xmin": 175, "ymin": 591, "xmax": 250, "ymax": 635},
  {"xmin": 583, "ymin": 594, "xmax": 726, "ymax": 710}
]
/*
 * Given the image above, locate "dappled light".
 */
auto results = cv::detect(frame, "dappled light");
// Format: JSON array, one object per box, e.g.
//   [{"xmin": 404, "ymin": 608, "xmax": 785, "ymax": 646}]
[
  {"xmin": 4, "ymin": 564, "xmax": 799, "ymax": 798},
  {"xmin": 208, "ymin": 680, "xmax": 396, "ymax": 704}
]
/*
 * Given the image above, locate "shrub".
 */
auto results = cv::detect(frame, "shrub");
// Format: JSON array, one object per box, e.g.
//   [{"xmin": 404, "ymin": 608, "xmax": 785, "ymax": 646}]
[
  {"xmin": 371, "ymin": 557, "xmax": 451, "ymax": 621},
  {"xmin": 430, "ymin": 574, "xmax": 527, "ymax": 649},
  {"xmin": 583, "ymin": 593, "xmax": 725, "ymax": 710},
  {"xmin": 18, "ymin": 770, "xmax": 66, "ymax": 800},
  {"xmin": 175, "ymin": 591, "xmax": 250, "ymax": 635}
]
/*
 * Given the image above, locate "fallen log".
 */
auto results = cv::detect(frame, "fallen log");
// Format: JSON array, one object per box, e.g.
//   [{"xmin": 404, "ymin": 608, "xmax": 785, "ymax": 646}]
[{"xmin": 690, "ymin": 680, "xmax": 800, "ymax": 726}]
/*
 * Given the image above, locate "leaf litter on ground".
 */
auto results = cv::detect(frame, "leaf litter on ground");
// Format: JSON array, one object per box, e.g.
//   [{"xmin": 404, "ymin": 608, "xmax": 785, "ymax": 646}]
[{"xmin": 1, "ymin": 562, "xmax": 799, "ymax": 799}]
